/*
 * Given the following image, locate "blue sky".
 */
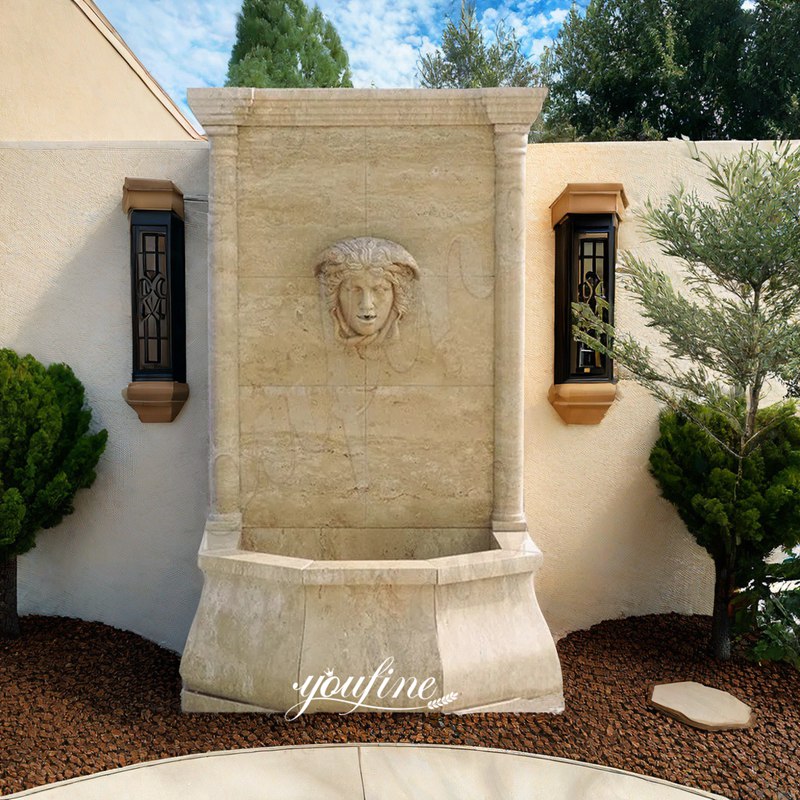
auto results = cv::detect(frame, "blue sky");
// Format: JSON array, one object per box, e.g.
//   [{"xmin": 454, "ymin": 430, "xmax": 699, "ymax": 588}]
[{"xmin": 97, "ymin": 1, "xmax": 571, "ymax": 131}]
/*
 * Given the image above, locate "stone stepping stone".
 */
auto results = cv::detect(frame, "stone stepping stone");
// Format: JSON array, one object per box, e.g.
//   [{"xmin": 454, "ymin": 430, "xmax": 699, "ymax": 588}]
[{"xmin": 647, "ymin": 681, "xmax": 754, "ymax": 731}]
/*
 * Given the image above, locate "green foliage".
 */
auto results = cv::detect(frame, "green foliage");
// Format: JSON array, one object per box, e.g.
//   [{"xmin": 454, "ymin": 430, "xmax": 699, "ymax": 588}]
[
  {"xmin": 417, "ymin": 1, "xmax": 538, "ymax": 89},
  {"xmin": 574, "ymin": 142, "xmax": 800, "ymax": 658},
  {"xmin": 748, "ymin": 590, "xmax": 800, "ymax": 668},
  {"xmin": 734, "ymin": 554, "xmax": 800, "ymax": 668},
  {"xmin": 650, "ymin": 405, "xmax": 800, "ymax": 573},
  {"xmin": 574, "ymin": 143, "xmax": 800, "ymax": 451},
  {"xmin": 0, "ymin": 350, "xmax": 107, "ymax": 560},
  {"xmin": 226, "ymin": 0, "xmax": 352, "ymax": 89},
  {"xmin": 740, "ymin": 0, "xmax": 800, "ymax": 140},
  {"xmin": 540, "ymin": 0, "xmax": 799, "ymax": 141}
]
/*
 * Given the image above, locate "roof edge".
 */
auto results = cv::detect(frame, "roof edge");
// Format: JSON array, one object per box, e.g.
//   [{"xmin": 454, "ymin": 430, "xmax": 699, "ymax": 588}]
[{"xmin": 73, "ymin": 0, "xmax": 205, "ymax": 140}]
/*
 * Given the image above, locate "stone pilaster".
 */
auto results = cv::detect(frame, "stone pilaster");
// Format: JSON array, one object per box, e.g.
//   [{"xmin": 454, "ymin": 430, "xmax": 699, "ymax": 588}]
[
  {"xmin": 492, "ymin": 123, "xmax": 530, "ymax": 533},
  {"xmin": 205, "ymin": 125, "xmax": 241, "ymax": 549}
]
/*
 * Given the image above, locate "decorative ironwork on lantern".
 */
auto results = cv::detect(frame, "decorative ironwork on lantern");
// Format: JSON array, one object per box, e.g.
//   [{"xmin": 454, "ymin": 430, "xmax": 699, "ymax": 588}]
[
  {"xmin": 121, "ymin": 178, "xmax": 189, "ymax": 423},
  {"xmin": 548, "ymin": 183, "xmax": 628, "ymax": 424},
  {"xmin": 130, "ymin": 211, "xmax": 184, "ymax": 380}
]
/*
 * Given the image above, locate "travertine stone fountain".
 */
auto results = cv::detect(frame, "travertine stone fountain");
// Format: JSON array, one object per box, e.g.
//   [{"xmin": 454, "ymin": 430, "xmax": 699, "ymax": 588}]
[{"xmin": 180, "ymin": 88, "xmax": 563, "ymax": 714}]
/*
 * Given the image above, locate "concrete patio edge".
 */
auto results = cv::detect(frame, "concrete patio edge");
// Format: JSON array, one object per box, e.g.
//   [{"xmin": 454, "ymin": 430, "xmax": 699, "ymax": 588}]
[{"xmin": 2, "ymin": 744, "xmax": 730, "ymax": 800}]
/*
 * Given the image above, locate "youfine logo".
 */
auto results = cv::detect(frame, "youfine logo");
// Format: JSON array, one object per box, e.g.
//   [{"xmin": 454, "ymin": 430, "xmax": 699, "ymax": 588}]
[{"xmin": 286, "ymin": 657, "xmax": 459, "ymax": 719}]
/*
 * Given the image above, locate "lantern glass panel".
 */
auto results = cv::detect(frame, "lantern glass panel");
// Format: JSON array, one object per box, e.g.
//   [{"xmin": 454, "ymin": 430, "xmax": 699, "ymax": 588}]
[
  {"xmin": 571, "ymin": 231, "xmax": 609, "ymax": 378},
  {"xmin": 129, "ymin": 209, "xmax": 185, "ymax": 384},
  {"xmin": 553, "ymin": 213, "xmax": 616, "ymax": 385},
  {"xmin": 134, "ymin": 227, "xmax": 171, "ymax": 374}
]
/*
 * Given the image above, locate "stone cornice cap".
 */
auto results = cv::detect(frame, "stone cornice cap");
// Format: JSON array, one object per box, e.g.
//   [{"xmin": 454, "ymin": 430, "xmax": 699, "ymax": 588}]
[
  {"xmin": 123, "ymin": 177, "xmax": 185, "ymax": 219},
  {"xmin": 187, "ymin": 87, "xmax": 548, "ymax": 129},
  {"xmin": 550, "ymin": 183, "xmax": 629, "ymax": 228}
]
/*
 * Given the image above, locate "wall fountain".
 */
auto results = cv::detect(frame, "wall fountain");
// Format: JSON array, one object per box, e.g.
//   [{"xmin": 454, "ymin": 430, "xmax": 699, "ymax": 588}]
[{"xmin": 180, "ymin": 88, "xmax": 563, "ymax": 713}]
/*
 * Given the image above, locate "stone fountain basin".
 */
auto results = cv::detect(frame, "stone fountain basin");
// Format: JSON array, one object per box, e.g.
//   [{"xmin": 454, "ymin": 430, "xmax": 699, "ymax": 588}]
[{"xmin": 180, "ymin": 529, "xmax": 563, "ymax": 714}]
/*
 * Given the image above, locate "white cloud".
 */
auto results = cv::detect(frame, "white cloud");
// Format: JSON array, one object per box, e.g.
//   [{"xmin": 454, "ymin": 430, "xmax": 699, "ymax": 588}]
[
  {"xmin": 316, "ymin": 0, "xmax": 449, "ymax": 87},
  {"xmin": 528, "ymin": 35, "xmax": 554, "ymax": 59},
  {"xmin": 477, "ymin": 3, "xmax": 569, "ymax": 53},
  {"xmin": 98, "ymin": 0, "xmax": 239, "ymax": 128},
  {"xmin": 97, "ymin": 0, "xmax": 569, "ymax": 110},
  {"xmin": 518, "ymin": 4, "xmax": 570, "ymax": 31}
]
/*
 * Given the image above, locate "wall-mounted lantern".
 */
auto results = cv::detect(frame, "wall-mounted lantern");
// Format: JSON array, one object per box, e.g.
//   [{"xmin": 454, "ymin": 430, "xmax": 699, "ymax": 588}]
[
  {"xmin": 121, "ymin": 178, "xmax": 189, "ymax": 423},
  {"xmin": 547, "ymin": 183, "xmax": 628, "ymax": 424}
]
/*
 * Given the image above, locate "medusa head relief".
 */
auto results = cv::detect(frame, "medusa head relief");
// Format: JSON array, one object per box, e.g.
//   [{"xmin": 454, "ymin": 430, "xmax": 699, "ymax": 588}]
[{"xmin": 314, "ymin": 237, "xmax": 420, "ymax": 350}]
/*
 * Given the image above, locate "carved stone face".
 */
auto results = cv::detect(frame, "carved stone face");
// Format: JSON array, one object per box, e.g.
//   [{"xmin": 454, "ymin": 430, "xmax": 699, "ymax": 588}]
[
  {"xmin": 315, "ymin": 237, "xmax": 419, "ymax": 349},
  {"xmin": 338, "ymin": 271, "xmax": 394, "ymax": 336}
]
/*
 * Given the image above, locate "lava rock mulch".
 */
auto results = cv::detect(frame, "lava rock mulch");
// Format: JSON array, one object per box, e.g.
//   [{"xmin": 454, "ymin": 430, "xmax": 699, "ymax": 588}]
[{"xmin": 0, "ymin": 614, "xmax": 797, "ymax": 800}]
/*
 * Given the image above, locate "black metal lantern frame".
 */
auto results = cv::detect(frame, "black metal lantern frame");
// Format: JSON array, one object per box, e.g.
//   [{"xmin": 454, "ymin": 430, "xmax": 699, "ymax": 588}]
[
  {"xmin": 553, "ymin": 213, "xmax": 616, "ymax": 385},
  {"xmin": 121, "ymin": 177, "xmax": 189, "ymax": 423},
  {"xmin": 129, "ymin": 210, "xmax": 186, "ymax": 384}
]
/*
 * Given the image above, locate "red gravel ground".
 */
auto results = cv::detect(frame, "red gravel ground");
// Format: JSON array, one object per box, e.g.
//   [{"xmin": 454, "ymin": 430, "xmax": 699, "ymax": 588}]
[{"xmin": 0, "ymin": 613, "xmax": 797, "ymax": 800}]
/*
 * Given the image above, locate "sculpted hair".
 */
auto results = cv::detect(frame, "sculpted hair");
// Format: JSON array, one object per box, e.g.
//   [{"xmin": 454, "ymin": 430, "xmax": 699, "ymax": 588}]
[
  {"xmin": 314, "ymin": 238, "xmax": 420, "ymax": 349},
  {"xmin": 314, "ymin": 237, "xmax": 419, "ymax": 319}
]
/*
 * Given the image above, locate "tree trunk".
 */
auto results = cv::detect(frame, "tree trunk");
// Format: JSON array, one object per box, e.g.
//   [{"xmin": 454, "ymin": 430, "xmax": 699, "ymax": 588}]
[
  {"xmin": 711, "ymin": 558, "xmax": 733, "ymax": 661},
  {"xmin": 0, "ymin": 555, "xmax": 20, "ymax": 638}
]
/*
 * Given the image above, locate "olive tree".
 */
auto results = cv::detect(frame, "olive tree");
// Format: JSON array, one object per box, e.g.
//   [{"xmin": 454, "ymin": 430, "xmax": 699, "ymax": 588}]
[
  {"xmin": 574, "ymin": 143, "xmax": 800, "ymax": 659},
  {"xmin": 417, "ymin": 1, "xmax": 538, "ymax": 89}
]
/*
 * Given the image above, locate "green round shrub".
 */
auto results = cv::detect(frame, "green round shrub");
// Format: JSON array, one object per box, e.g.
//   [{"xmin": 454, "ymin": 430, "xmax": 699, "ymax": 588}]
[
  {"xmin": 650, "ymin": 404, "xmax": 800, "ymax": 575},
  {"xmin": 0, "ymin": 349, "xmax": 107, "ymax": 636}
]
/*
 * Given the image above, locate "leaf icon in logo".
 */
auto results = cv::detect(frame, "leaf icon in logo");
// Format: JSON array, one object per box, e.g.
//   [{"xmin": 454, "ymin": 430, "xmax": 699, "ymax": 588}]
[{"xmin": 427, "ymin": 692, "xmax": 459, "ymax": 710}]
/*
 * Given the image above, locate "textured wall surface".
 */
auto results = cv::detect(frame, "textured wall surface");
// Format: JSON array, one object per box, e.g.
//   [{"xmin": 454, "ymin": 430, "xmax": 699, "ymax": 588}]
[
  {"xmin": 0, "ymin": 142, "xmax": 209, "ymax": 652},
  {"xmin": 5, "ymin": 135, "xmax": 791, "ymax": 651},
  {"xmin": 523, "ymin": 139, "xmax": 787, "ymax": 637},
  {"xmin": 0, "ymin": 0, "xmax": 197, "ymax": 141}
]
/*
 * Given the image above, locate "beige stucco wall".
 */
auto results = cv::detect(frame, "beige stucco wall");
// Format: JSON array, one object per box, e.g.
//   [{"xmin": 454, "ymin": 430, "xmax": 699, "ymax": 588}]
[
  {"xmin": 0, "ymin": 0, "xmax": 198, "ymax": 141},
  {"xmin": 3, "ymin": 131, "xmax": 790, "ymax": 652},
  {"xmin": 523, "ymin": 139, "xmax": 789, "ymax": 637},
  {"xmin": 0, "ymin": 141, "xmax": 209, "ymax": 652}
]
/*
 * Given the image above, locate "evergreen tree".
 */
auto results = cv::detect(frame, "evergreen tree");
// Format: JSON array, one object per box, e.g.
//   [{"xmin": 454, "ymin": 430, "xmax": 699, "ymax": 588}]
[
  {"xmin": 539, "ymin": 0, "xmax": 784, "ymax": 141},
  {"xmin": 650, "ymin": 405, "xmax": 800, "ymax": 661},
  {"xmin": 740, "ymin": 0, "xmax": 800, "ymax": 139},
  {"xmin": 573, "ymin": 143, "xmax": 800, "ymax": 659},
  {"xmin": 227, "ymin": 0, "xmax": 352, "ymax": 89},
  {"xmin": 667, "ymin": 0, "xmax": 749, "ymax": 138},
  {"xmin": 417, "ymin": 1, "xmax": 538, "ymax": 89},
  {"xmin": 0, "ymin": 350, "xmax": 107, "ymax": 637},
  {"xmin": 541, "ymin": 0, "xmax": 676, "ymax": 141}
]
